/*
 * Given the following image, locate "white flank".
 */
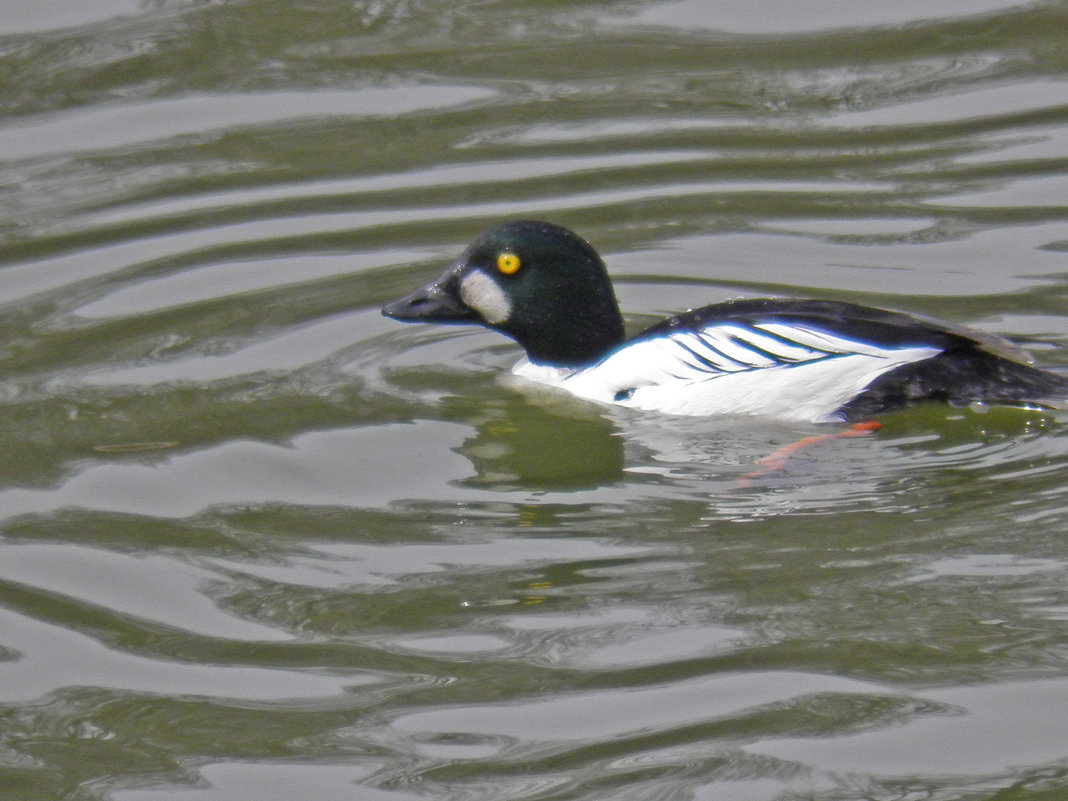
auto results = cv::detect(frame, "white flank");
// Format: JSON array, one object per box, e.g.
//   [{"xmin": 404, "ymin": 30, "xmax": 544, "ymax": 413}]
[{"xmin": 511, "ymin": 323, "xmax": 942, "ymax": 423}]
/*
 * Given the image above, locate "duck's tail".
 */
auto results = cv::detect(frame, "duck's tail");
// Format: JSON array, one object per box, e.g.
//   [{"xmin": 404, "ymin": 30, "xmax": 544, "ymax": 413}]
[{"xmin": 839, "ymin": 348, "xmax": 1068, "ymax": 421}]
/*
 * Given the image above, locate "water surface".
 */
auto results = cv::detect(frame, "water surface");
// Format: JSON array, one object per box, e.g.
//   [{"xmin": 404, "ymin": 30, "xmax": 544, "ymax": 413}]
[{"xmin": 2, "ymin": 2, "xmax": 1068, "ymax": 800}]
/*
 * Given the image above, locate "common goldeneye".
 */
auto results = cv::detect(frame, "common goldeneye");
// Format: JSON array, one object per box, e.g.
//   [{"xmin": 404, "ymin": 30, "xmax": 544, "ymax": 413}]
[{"xmin": 382, "ymin": 220, "xmax": 1067, "ymax": 423}]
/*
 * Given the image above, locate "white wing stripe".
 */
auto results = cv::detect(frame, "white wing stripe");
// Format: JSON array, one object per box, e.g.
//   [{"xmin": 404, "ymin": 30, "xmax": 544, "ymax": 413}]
[
  {"xmin": 691, "ymin": 329, "xmax": 779, "ymax": 368},
  {"xmin": 672, "ymin": 339, "xmax": 730, "ymax": 373},
  {"xmin": 618, "ymin": 323, "xmax": 868, "ymax": 385},
  {"xmin": 674, "ymin": 323, "xmax": 845, "ymax": 365},
  {"xmin": 716, "ymin": 326, "xmax": 832, "ymax": 363},
  {"xmin": 754, "ymin": 322, "xmax": 896, "ymax": 357},
  {"xmin": 669, "ymin": 331, "xmax": 752, "ymax": 372}
]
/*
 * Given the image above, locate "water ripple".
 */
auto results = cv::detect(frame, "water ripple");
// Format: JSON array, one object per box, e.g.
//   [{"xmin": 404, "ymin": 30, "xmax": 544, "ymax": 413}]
[{"xmin": 2, "ymin": 2, "xmax": 1068, "ymax": 800}]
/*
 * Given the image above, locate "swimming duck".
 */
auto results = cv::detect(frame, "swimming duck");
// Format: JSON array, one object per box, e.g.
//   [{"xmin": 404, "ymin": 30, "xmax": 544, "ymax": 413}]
[{"xmin": 382, "ymin": 220, "xmax": 1067, "ymax": 423}]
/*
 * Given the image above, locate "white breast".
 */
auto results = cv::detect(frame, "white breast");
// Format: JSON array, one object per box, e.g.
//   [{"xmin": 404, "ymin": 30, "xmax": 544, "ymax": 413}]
[{"xmin": 512, "ymin": 322, "xmax": 941, "ymax": 423}]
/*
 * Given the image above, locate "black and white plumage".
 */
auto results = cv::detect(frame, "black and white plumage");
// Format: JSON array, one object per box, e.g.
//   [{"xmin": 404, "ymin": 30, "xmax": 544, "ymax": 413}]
[{"xmin": 382, "ymin": 221, "xmax": 1068, "ymax": 423}]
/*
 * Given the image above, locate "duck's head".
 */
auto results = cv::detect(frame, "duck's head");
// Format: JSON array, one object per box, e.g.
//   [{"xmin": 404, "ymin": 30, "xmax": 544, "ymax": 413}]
[{"xmin": 382, "ymin": 220, "xmax": 625, "ymax": 367}]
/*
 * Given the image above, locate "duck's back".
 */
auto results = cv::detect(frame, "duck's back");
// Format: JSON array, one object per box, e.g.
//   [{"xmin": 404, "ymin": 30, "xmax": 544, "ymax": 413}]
[{"xmin": 536, "ymin": 299, "xmax": 1068, "ymax": 422}]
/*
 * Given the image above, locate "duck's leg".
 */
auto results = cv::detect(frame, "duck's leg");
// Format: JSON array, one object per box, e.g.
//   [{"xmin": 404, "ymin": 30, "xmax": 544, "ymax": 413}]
[{"xmin": 736, "ymin": 421, "xmax": 881, "ymax": 487}]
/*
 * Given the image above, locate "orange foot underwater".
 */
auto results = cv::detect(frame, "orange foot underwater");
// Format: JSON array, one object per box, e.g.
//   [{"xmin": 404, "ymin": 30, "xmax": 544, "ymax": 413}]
[{"xmin": 737, "ymin": 420, "xmax": 882, "ymax": 487}]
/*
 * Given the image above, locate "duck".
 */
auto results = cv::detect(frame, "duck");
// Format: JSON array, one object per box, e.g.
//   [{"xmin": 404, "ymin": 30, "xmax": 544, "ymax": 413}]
[{"xmin": 382, "ymin": 220, "xmax": 1068, "ymax": 423}]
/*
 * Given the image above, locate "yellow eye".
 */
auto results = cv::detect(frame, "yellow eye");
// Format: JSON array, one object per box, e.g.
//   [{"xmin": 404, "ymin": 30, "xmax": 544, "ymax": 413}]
[{"xmin": 496, "ymin": 252, "xmax": 521, "ymax": 275}]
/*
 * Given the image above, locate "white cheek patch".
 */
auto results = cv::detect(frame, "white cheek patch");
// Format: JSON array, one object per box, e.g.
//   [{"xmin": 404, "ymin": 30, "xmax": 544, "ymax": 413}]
[{"xmin": 459, "ymin": 270, "xmax": 511, "ymax": 324}]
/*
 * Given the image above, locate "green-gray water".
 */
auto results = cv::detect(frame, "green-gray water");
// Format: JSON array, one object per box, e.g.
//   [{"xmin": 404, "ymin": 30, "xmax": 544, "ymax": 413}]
[{"xmin": 2, "ymin": 2, "xmax": 1068, "ymax": 799}]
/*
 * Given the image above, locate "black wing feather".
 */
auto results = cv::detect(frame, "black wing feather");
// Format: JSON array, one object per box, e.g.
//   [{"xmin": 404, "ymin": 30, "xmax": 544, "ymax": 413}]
[{"xmin": 633, "ymin": 299, "xmax": 972, "ymax": 350}]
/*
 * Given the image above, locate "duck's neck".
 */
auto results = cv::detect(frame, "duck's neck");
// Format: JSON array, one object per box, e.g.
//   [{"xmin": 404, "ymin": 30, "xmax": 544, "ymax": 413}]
[{"xmin": 518, "ymin": 306, "xmax": 625, "ymax": 368}]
